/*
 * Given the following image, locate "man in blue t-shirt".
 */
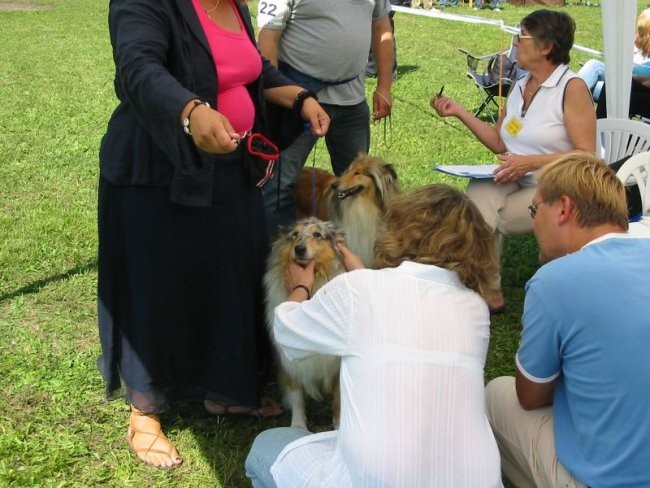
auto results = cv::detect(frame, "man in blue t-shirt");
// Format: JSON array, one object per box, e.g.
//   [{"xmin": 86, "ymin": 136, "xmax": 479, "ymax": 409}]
[{"xmin": 486, "ymin": 153, "xmax": 650, "ymax": 488}]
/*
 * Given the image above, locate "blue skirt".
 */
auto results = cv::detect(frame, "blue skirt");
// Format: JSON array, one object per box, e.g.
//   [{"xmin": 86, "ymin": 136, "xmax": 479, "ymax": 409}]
[{"xmin": 97, "ymin": 152, "xmax": 271, "ymax": 413}]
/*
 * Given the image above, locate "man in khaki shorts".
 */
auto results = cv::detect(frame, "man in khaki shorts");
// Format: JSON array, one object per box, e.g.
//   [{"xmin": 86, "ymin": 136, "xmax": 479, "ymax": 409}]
[{"xmin": 486, "ymin": 153, "xmax": 650, "ymax": 488}]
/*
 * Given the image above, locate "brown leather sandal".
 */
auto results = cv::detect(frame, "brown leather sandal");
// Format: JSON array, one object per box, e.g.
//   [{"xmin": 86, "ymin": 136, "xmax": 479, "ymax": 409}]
[
  {"xmin": 204, "ymin": 397, "xmax": 283, "ymax": 418},
  {"xmin": 126, "ymin": 409, "xmax": 183, "ymax": 469}
]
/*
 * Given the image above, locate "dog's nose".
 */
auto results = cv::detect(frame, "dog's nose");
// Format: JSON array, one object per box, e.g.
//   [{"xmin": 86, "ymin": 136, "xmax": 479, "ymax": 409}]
[
  {"xmin": 294, "ymin": 243, "xmax": 307, "ymax": 257},
  {"xmin": 331, "ymin": 180, "xmax": 340, "ymax": 191}
]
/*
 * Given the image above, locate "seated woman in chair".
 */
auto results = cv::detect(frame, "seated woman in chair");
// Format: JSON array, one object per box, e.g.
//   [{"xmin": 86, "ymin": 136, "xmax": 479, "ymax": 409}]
[
  {"xmin": 578, "ymin": 8, "xmax": 650, "ymax": 103},
  {"xmin": 430, "ymin": 9, "xmax": 595, "ymax": 312}
]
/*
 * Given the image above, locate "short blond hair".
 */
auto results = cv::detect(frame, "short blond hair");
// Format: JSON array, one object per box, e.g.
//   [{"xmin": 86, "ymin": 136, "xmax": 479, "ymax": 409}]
[
  {"xmin": 374, "ymin": 184, "xmax": 500, "ymax": 303},
  {"xmin": 537, "ymin": 152, "xmax": 629, "ymax": 230}
]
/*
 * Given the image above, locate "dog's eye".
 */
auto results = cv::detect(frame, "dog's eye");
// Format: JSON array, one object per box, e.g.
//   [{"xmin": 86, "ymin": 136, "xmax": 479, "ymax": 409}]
[{"xmin": 312, "ymin": 232, "xmax": 322, "ymax": 239}]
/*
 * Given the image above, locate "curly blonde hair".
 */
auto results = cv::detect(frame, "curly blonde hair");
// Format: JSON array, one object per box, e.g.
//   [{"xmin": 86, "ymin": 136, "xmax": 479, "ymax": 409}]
[{"xmin": 374, "ymin": 184, "xmax": 500, "ymax": 303}]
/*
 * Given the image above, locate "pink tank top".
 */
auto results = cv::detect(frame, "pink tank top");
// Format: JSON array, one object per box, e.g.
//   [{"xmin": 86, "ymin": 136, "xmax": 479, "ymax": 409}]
[{"xmin": 192, "ymin": 0, "xmax": 262, "ymax": 134}]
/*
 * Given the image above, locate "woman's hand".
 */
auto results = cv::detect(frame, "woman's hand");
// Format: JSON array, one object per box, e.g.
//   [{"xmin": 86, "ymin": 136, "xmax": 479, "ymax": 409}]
[
  {"xmin": 286, "ymin": 260, "xmax": 316, "ymax": 294},
  {"xmin": 300, "ymin": 97, "xmax": 330, "ymax": 137},
  {"xmin": 493, "ymin": 153, "xmax": 532, "ymax": 185},
  {"xmin": 181, "ymin": 100, "xmax": 242, "ymax": 154},
  {"xmin": 337, "ymin": 243, "xmax": 365, "ymax": 271},
  {"xmin": 430, "ymin": 94, "xmax": 461, "ymax": 118}
]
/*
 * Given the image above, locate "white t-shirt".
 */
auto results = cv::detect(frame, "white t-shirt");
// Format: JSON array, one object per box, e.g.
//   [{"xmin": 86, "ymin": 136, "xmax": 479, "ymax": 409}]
[{"xmin": 271, "ymin": 261, "xmax": 503, "ymax": 488}]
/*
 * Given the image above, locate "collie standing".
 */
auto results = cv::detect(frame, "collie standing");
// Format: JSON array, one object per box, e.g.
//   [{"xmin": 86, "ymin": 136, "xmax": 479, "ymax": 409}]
[{"xmin": 263, "ymin": 218, "xmax": 347, "ymax": 428}]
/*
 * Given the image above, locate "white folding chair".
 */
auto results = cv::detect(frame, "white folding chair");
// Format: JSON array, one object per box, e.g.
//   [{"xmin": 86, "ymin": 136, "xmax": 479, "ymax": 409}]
[
  {"xmin": 615, "ymin": 150, "xmax": 650, "ymax": 215},
  {"xmin": 596, "ymin": 118, "xmax": 650, "ymax": 164}
]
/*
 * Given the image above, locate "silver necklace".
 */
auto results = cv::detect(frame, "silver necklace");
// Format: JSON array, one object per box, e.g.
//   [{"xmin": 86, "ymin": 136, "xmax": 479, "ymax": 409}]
[{"xmin": 204, "ymin": 0, "xmax": 221, "ymax": 14}]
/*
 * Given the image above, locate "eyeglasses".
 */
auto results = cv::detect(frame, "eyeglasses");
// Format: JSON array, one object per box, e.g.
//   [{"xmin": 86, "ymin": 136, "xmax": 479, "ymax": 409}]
[
  {"xmin": 515, "ymin": 33, "xmax": 535, "ymax": 42},
  {"xmin": 528, "ymin": 201, "xmax": 546, "ymax": 219}
]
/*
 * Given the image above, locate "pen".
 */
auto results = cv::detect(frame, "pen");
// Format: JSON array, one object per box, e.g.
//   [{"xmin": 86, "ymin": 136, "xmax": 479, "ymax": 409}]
[{"xmin": 437, "ymin": 85, "xmax": 445, "ymax": 98}]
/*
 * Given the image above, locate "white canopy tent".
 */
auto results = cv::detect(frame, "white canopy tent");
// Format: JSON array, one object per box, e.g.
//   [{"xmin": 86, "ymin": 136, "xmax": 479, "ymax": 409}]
[{"xmin": 601, "ymin": 0, "xmax": 637, "ymax": 118}]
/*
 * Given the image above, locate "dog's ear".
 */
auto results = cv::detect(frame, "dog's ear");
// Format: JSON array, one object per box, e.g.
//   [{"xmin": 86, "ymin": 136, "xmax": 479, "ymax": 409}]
[
  {"xmin": 322, "ymin": 220, "xmax": 346, "ymax": 243},
  {"xmin": 383, "ymin": 163, "xmax": 398, "ymax": 183},
  {"xmin": 369, "ymin": 161, "xmax": 400, "ymax": 205},
  {"xmin": 383, "ymin": 164, "xmax": 400, "ymax": 196}
]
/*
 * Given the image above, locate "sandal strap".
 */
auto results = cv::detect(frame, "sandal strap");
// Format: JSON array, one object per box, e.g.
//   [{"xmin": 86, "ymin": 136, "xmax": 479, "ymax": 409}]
[{"xmin": 128, "ymin": 412, "xmax": 173, "ymax": 456}]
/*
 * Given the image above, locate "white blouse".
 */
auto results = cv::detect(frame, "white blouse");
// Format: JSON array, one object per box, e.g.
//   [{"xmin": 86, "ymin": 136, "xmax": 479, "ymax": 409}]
[{"xmin": 271, "ymin": 261, "xmax": 502, "ymax": 488}]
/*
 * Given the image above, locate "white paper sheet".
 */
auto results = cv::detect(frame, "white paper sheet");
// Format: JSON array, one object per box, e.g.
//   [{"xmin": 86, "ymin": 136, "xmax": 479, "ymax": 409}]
[{"xmin": 433, "ymin": 164, "xmax": 499, "ymax": 179}]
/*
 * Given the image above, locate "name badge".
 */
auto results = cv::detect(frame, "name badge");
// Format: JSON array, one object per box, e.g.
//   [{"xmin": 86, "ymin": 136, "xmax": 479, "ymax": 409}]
[{"xmin": 505, "ymin": 116, "xmax": 523, "ymax": 137}]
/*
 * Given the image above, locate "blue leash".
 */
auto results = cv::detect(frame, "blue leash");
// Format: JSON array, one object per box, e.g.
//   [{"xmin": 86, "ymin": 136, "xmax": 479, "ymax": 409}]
[{"xmin": 310, "ymin": 137, "xmax": 319, "ymax": 216}]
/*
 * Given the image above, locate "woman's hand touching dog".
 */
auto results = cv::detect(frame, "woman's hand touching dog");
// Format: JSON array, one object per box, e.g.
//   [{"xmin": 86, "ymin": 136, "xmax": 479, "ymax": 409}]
[
  {"xmin": 286, "ymin": 260, "xmax": 315, "ymax": 302},
  {"xmin": 338, "ymin": 243, "xmax": 365, "ymax": 271}
]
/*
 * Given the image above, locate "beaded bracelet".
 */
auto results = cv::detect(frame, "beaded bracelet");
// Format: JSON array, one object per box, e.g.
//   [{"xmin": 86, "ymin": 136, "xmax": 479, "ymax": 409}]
[
  {"xmin": 182, "ymin": 100, "xmax": 210, "ymax": 135},
  {"xmin": 291, "ymin": 284, "xmax": 311, "ymax": 300}
]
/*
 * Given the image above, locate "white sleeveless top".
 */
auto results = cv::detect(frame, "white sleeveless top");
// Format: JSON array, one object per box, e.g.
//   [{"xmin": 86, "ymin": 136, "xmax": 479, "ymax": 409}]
[{"xmin": 500, "ymin": 64, "xmax": 578, "ymax": 186}]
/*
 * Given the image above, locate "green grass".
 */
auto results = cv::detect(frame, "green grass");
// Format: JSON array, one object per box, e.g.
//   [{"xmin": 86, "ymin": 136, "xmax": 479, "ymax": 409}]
[{"xmin": 0, "ymin": 0, "xmax": 637, "ymax": 486}]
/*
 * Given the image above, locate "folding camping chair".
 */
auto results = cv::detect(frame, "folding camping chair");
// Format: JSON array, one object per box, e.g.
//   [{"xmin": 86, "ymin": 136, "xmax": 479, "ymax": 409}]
[{"xmin": 459, "ymin": 37, "xmax": 525, "ymax": 122}]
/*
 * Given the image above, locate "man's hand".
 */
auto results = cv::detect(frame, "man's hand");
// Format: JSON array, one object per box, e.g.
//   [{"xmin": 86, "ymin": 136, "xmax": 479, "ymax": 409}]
[
  {"xmin": 372, "ymin": 88, "xmax": 392, "ymax": 121},
  {"xmin": 371, "ymin": 14, "xmax": 393, "ymax": 120}
]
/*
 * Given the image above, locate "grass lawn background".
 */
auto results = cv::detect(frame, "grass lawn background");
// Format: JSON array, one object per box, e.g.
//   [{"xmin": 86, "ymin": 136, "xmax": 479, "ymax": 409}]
[{"xmin": 0, "ymin": 1, "xmax": 638, "ymax": 486}]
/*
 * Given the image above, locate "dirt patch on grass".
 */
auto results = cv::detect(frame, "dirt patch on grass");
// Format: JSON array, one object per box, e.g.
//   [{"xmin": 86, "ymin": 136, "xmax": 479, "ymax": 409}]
[{"xmin": 0, "ymin": 2, "xmax": 50, "ymax": 11}]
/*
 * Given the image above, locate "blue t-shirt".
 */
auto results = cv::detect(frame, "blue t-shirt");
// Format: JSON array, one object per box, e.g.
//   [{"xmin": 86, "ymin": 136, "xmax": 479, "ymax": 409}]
[
  {"xmin": 633, "ymin": 60, "xmax": 650, "ymax": 77},
  {"xmin": 517, "ymin": 235, "xmax": 650, "ymax": 487}
]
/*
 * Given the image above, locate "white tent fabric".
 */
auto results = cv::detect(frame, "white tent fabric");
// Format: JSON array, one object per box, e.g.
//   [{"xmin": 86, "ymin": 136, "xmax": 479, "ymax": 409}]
[{"xmin": 601, "ymin": 0, "xmax": 637, "ymax": 118}]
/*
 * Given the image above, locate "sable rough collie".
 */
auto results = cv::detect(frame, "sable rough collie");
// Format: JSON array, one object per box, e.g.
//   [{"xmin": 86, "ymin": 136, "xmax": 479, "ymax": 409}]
[
  {"xmin": 294, "ymin": 154, "xmax": 400, "ymax": 267},
  {"xmin": 263, "ymin": 218, "xmax": 347, "ymax": 428}
]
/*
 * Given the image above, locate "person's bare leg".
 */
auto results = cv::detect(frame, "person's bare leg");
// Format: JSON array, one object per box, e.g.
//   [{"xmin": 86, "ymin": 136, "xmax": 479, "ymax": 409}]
[{"xmin": 126, "ymin": 406, "xmax": 182, "ymax": 469}]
